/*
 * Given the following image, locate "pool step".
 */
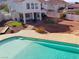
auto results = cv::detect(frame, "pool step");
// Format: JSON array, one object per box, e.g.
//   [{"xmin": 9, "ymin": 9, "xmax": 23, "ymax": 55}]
[{"xmin": 0, "ymin": 39, "xmax": 32, "ymax": 59}]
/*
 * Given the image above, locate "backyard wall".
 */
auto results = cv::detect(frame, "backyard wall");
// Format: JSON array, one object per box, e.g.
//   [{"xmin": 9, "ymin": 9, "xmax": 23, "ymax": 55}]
[
  {"xmin": 66, "ymin": 14, "xmax": 79, "ymax": 21},
  {"xmin": 47, "ymin": 12, "xmax": 60, "ymax": 18}
]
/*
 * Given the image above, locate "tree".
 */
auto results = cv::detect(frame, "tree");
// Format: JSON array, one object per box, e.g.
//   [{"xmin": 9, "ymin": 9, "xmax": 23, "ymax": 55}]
[
  {"xmin": 0, "ymin": 4, "xmax": 5, "ymax": 10},
  {"xmin": 0, "ymin": 4, "xmax": 9, "ymax": 12},
  {"xmin": 75, "ymin": 2, "xmax": 79, "ymax": 4}
]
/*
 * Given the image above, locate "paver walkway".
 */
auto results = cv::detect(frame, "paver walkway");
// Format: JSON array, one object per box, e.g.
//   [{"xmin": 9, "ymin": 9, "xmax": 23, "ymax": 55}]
[{"xmin": 0, "ymin": 29, "xmax": 79, "ymax": 44}]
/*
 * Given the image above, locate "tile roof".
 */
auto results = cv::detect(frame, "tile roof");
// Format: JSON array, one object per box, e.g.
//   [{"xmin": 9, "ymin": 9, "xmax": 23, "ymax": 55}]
[
  {"xmin": 13, "ymin": 0, "xmax": 66, "ymax": 4},
  {"xmin": 13, "ymin": 0, "xmax": 25, "ymax": 2},
  {"xmin": 69, "ymin": 4, "xmax": 79, "ymax": 8}
]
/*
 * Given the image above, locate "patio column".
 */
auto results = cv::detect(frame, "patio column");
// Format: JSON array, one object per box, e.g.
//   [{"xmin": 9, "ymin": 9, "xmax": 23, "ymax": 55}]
[
  {"xmin": 17, "ymin": 13, "xmax": 20, "ymax": 21},
  {"xmin": 12, "ymin": 13, "xmax": 15, "ymax": 21},
  {"xmin": 7, "ymin": 4, "xmax": 15, "ymax": 21},
  {"xmin": 32, "ymin": 12, "xmax": 34, "ymax": 20},
  {"xmin": 23, "ymin": 13, "xmax": 26, "ymax": 24},
  {"xmin": 40, "ymin": 12, "xmax": 42, "ymax": 21}
]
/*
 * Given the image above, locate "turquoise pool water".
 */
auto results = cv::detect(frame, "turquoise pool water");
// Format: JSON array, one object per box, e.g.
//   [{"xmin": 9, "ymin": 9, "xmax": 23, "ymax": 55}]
[{"xmin": 0, "ymin": 36, "xmax": 79, "ymax": 59}]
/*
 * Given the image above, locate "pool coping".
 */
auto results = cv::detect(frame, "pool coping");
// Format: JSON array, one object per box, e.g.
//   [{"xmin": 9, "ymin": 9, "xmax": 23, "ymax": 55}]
[{"xmin": 0, "ymin": 29, "xmax": 79, "ymax": 44}]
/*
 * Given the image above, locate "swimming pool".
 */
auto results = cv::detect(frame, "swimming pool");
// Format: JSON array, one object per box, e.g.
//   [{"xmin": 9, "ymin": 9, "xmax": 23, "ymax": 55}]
[{"xmin": 0, "ymin": 36, "xmax": 79, "ymax": 59}]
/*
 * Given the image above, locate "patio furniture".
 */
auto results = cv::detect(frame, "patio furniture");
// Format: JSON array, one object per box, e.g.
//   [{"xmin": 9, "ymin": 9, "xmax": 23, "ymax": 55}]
[{"xmin": 0, "ymin": 26, "xmax": 9, "ymax": 34}]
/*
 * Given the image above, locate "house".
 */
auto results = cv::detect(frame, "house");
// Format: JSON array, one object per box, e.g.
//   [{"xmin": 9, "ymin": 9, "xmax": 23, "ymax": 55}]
[
  {"xmin": 42, "ymin": 0, "xmax": 68, "ymax": 18},
  {"xmin": 68, "ymin": 4, "xmax": 79, "ymax": 11},
  {"xmin": 7, "ymin": 0, "xmax": 67, "ymax": 24},
  {"xmin": 0, "ymin": 10, "xmax": 12, "ymax": 21},
  {"xmin": 36, "ymin": 0, "xmax": 69, "ymax": 18},
  {"xmin": 7, "ymin": 0, "xmax": 47, "ymax": 24}
]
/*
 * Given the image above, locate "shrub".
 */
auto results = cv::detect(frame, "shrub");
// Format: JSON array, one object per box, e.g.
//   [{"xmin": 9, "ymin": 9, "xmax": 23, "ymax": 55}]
[
  {"xmin": 35, "ymin": 27, "xmax": 46, "ymax": 33},
  {"xmin": 10, "ymin": 30, "xmax": 15, "ymax": 33},
  {"xmin": 0, "ymin": 4, "xmax": 9, "ymax": 12},
  {"xmin": 60, "ymin": 13, "xmax": 66, "ymax": 19},
  {"xmin": 45, "ymin": 19, "xmax": 55, "ymax": 24},
  {"xmin": 6, "ymin": 21, "xmax": 22, "ymax": 27},
  {"xmin": 47, "ymin": 20, "xmax": 55, "ymax": 24},
  {"xmin": 3, "ymin": 6, "xmax": 9, "ymax": 12},
  {"xmin": 75, "ymin": 10, "xmax": 79, "ymax": 15}
]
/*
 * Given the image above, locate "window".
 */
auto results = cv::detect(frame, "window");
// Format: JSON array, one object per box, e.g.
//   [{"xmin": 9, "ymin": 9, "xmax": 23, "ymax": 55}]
[
  {"xmin": 35, "ymin": 3, "xmax": 38, "ymax": 9},
  {"xmin": 25, "ymin": 13, "xmax": 32, "ymax": 19},
  {"xmin": 19, "ymin": 13, "xmax": 24, "ymax": 22},
  {"xmin": 25, "ymin": 13, "xmax": 30, "ymax": 18},
  {"xmin": 26, "ymin": 3, "xmax": 30, "ymax": 9},
  {"xmin": 36, "ymin": 13, "xmax": 40, "ymax": 19},
  {"xmin": 31, "ymin": 3, "xmax": 34, "ymax": 9},
  {"xmin": 19, "ymin": 13, "xmax": 23, "ymax": 19}
]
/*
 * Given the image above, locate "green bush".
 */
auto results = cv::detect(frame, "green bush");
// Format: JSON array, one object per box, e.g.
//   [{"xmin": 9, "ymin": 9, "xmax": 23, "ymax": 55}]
[
  {"xmin": 35, "ymin": 27, "xmax": 46, "ymax": 33},
  {"xmin": 0, "ymin": 4, "xmax": 9, "ymax": 12},
  {"xmin": 45, "ymin": 19, "xmax": 55, "ymax": 24},
  {"xmin": 75, "ymin": 10, "xmax": 79, "ymax": 15},
  {"xmin": 6, "ymin": 21, "xmax": 23, "ymax": 27},
  {"xmin": 3, "ymin": 6, "xmax": 9, "ymax": 12},
  {"xmin": 60, "ymin": 13, "xmax": 66, "ymax": 19}
]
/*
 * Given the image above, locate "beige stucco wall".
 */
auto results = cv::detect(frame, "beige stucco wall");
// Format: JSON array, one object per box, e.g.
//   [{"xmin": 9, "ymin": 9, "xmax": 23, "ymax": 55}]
[{"xmin": 66, "ymin": 14, "xmax": 79, "ymax": 21}]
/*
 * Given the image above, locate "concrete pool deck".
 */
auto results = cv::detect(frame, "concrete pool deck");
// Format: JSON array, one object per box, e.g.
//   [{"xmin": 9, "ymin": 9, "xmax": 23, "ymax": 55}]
[{"xmin": 0, "ymin": 29, "xmax": 79, "ymax": 44}]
